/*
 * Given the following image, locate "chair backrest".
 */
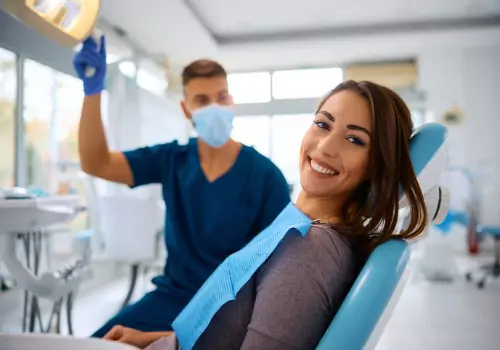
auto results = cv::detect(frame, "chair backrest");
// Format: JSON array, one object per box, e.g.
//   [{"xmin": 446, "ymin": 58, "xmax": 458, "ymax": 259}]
[
  {"xmin": 316, "ymin": 122, "xmax": 448, "ymax": 350},
  {"xmin": 98, "ymin": 194, "xmax": 164, "ymax": 262}
]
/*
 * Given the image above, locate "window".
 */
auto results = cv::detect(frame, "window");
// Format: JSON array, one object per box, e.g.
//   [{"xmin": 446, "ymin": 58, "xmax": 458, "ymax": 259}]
[
  {"xmin": 270, "ymin": 114, "xmax": 314, "ymax": 200},
  {"xmin": 24, "ymin": 60, "xmax": 84, "ymax": 186},
  {"xmin": 55, "ymin": 73, "xmax": 84, "ymax": 164},
  {"xmin": 24, "ymin": 59, "xmax": 55, "ymax": 191},
  {"xmin": 0, "ymin": 48, "xmax": 16, "ymax": 188},
  {"xmin": 24, "ymin": 59, "xmax": 88, "ymax": 230},
  {"xmin": 228, "ymin": 72, "xmax": 271, "ymax": 104},
  {"xmin": 232, "ymin": 116, "xmax": 271, "ymax": 157},
  {"xmin": 272, "ymin": 68, "xmax": 343, "ymax": 100}
]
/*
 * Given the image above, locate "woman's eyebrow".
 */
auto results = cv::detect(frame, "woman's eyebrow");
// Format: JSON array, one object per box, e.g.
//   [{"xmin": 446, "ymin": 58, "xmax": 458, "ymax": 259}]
[
  {"xmin": 319, "ymin": 110, "xmax": 334, "ymax": 121},
  {"xmin": 347, "ymin": 124, "xmax": 371, "ymax": 137},
  {"xmin": 319, "ymin": 110, "xmax": 371, "ymax": 137}
]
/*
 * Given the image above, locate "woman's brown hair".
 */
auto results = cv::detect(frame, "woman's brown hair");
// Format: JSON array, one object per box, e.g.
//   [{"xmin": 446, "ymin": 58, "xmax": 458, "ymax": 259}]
[{"xmin": 318, "ymin": 80, "xmax": 428, "ymax": 252}]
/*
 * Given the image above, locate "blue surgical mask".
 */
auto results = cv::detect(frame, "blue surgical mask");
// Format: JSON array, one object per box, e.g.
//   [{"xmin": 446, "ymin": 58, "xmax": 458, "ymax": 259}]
[{"xmin": 192, "ymin": 104, "xmax": 234, "ymax": 148}]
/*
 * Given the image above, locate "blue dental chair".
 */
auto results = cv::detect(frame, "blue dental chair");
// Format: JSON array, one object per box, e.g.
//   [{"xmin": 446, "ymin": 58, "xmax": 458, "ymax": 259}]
[
  {"xmin": 0, "ymin": 123, "xmax": 449, "ymax": 350},
  {"xmin": 317, "ymin": 122, "xmax": 449, "ymax": 350},
  {"xmin": 466, "ymin": 225, "xmax": 500, "ymax": 289},
  {"xmin": 434, "ymin": 167, "xmax": 499, "ymax": 289}
]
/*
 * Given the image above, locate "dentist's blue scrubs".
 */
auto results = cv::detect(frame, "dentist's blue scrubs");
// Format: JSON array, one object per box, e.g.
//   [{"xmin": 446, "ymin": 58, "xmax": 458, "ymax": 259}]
[{"xmin": 92, "ymin": 138, "xmax": 290, "ymax": 336}]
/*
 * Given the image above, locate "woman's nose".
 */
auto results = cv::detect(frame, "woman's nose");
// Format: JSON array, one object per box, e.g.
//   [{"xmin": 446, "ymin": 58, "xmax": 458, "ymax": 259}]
[{"xmin": 317, "ymin": 132, "xmax": 341, "ymax": 158}]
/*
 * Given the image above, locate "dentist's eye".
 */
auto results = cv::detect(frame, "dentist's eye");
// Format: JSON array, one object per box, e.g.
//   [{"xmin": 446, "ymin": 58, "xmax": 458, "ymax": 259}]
[
  {"xmin": 219, "ymin": 94, "xmax": 230, "ymax": 103},
  {"xmin": 347, "ymin": 136, "xmax": 365, "ymax": 146},
  {"xmin": 314, "ymin": 120, "xmax": 330, "ymax": 130}
]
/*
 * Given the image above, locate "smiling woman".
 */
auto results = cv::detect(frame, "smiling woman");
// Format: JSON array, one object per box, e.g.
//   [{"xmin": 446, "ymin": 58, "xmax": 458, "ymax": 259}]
[
  {"xmin": 299, "ymin": 89, "xmax": 373, "ymax": 208},
  {"xmin": 299, "ymin": 81, "xmax": 427, "ymax": 251}
]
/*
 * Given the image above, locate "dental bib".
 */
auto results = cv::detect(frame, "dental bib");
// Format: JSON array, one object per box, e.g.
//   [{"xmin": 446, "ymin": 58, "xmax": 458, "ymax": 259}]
[{"xmin": 172, "ymin": 202, "xmax": 312, "ymax": 350}]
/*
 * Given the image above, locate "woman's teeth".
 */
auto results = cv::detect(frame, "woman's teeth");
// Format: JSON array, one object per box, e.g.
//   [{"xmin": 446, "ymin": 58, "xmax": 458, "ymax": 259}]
[{"xmin": 310, "ymin": 159, "xmax": 338, "ymax": 176}]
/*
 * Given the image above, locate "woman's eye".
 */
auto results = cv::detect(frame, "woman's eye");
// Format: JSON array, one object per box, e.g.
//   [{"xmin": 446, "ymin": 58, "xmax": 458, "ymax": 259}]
[
  {"xmin": 314, "ymin": 120, "xmax": 330, "ymax": 130},
  {"xmin": 347, "ymin": 136, "xmax": 365, "ymax": 146}
]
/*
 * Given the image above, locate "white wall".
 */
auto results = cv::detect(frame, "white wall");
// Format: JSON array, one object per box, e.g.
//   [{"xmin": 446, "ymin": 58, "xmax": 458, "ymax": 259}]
[
  {"xmin": 418, "ymin": 47, "xmax": 500, "ymax": 225},
  {"xmin": 106, "ymin": 66, "xmax": 190, "ymax": 152},
  {"xmin": 138, "ymin": 88, "xmax": 190, "ymax": 147}
]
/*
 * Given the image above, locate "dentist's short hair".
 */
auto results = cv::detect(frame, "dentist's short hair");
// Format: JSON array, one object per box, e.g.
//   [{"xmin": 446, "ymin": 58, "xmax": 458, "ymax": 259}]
[{"xmin": 182, "ymin": 59, "xmax": 227, "ymax": 86}]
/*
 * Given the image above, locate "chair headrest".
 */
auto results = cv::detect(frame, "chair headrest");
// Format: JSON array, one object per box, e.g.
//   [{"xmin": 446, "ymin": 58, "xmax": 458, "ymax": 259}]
[
  {"xmin": 409, "ymin": 123, "xmax": 448, "ymax": 177},
  {"xmin": 399, "ymin": 122, "xmax": 450, "ymax": 231},
  {"xmin": 398, "ymin": 122, "xmax": 448, "ymax": 210}
]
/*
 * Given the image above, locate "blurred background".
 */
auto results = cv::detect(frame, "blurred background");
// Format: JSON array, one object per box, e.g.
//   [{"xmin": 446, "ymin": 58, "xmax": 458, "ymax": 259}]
[{"xmin": 1, "ymin": 1, "xmax": 500, "ymax": 349}]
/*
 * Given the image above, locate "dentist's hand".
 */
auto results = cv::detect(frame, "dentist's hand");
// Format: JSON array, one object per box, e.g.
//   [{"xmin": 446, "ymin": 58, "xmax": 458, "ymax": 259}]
[{"xmin": 73, "ymin": 35, "xmax": 107, "ymax": 96}]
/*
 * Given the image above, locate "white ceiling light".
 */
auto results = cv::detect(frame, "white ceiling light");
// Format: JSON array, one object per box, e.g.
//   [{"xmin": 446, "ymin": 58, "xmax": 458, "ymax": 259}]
[
  {"xmin": 118, "ymin": 60, "xmax": 137, "ymax": 78},
  {"xmin": 137, "ymin": 69, "xmax": 168, "ymax": 96}
]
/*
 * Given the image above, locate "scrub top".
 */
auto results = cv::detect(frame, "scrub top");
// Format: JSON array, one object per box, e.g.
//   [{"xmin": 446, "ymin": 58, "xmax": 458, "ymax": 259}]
[{"xmin": 123, "ymin": 138, "xmax": 290, "ymax": 299}]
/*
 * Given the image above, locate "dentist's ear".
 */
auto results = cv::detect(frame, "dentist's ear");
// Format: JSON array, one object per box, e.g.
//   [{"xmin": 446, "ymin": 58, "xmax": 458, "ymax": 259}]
[{"xmin": 181, "ymin": 100, "xmax": 192, "ymax": 120}]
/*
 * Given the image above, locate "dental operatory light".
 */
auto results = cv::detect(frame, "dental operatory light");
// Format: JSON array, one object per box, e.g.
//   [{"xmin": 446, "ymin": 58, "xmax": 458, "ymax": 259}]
[{"xmin": 1, "ymin": 0, "xmax": 100, "ymax": 47}]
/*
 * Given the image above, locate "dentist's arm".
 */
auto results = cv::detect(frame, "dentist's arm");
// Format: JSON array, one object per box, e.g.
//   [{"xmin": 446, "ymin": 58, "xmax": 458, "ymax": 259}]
[
  {"xmin": 73, "ymin": 36, "xmax": 134, "ymax": 185},
  {"xmin": 79, "ymin": 93, "xmax": 133, "ymax": 185},
  {"xmin": 75, "ymin": 35, "xmax": 171, "ymax": 188}
]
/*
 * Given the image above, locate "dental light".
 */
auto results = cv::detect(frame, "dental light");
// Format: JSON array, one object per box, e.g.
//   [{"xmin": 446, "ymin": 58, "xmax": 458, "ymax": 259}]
[{"xmin": 1, "ymin": 0, "xmax": 100, "ymax": 47}]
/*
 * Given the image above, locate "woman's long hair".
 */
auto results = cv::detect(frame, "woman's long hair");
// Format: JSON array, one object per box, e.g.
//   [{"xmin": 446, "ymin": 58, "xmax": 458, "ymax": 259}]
[{"xmin": 318, "ymin": 81, "xmax": 428, "ymax": 252}]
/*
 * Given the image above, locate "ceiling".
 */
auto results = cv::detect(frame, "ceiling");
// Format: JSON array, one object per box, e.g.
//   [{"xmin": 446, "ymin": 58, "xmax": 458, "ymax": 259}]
[
  {"xmin": 99, "ymin": 0, "xmax": 500, "ymax": 79},
  {"xmin": 188, "ymin": 0, "xmax": 499, "ymax": 38}
]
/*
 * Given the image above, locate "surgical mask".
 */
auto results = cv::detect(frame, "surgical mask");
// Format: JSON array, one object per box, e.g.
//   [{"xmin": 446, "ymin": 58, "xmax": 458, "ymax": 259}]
[{"xmin": 192, "ymin": 104, "xmax": 234, "ymax": 148}]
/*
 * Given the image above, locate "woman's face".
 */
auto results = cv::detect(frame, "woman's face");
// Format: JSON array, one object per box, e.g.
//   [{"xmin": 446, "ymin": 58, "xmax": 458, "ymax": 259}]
[{"xmin": 299, "ymin": 90, "xmax": 373, "ymax": 200}]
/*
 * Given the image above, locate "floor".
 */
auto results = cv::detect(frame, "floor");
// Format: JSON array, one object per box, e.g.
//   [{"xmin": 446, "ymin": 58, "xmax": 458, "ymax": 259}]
[
  {"xmin": 375, "ymin": 275, "xmax": 500, "ymax": 350},
  {"xmin": 2, "ymin": 234, "xmax": 500, "ymax": 350}
]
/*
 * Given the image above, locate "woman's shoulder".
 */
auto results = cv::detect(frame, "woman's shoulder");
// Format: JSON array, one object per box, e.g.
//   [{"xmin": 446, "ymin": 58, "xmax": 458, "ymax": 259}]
[
  {"xmin": 308, "ymin": 223, "xmax": 354, "ymax": 252},
  {"xmin": 289, "ymin": 223, "xmax": 354, "ymax": 257},
  {"xmin": 259, "ymin": 224, "xmax": 359, "ymax": 307},
  {"xmin": 270, "ymin": 224, "xmax": 357, "ymax": 278}
]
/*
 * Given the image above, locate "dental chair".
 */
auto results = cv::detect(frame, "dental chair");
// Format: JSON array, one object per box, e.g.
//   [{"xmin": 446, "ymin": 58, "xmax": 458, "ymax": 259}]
[
  {"xmin": 436, "ymin": 167, "xmax": 499, "ymax": 289},
  {"xmin": 0, "ymin": 122, "xmax": 449, "ymax": 350},
  {"xmin": 466, "ymin": 225, "xmax": 500, "ymax": 289},
  {"xmin": 97, "ymin": 194, "xmax": 165, "ymax": 308},
  {"xmin": 83, "ymin": 175, "xmax": 166, "ymax": 308}
]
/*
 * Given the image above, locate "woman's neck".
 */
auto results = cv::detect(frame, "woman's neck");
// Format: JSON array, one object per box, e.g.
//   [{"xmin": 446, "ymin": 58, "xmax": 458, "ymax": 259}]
[{"xmin": 295, "ymin": 191, "xmax": 343, "ymax": 223}]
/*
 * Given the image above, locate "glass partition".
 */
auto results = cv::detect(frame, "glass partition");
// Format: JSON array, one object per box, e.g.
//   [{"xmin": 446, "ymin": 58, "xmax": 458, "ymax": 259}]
[{"xmin": 0, "ymin": 48, "xmax": 16, "ymax": 188}]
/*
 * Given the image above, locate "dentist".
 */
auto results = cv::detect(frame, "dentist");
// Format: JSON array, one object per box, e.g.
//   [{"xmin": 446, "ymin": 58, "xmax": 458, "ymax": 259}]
[{"xmin": 73, "ymin": 37, "xmax": 290, "ymax": 336}]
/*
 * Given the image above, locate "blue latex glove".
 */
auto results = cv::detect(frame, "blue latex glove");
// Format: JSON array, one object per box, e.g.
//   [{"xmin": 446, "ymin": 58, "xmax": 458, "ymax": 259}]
[{"xmin": 73, "ymin": 35, "xmax": 107, "ymax": 96}]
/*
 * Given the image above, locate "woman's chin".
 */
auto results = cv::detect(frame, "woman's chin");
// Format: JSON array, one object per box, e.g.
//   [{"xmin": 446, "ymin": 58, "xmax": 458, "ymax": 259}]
[{"xmin": 300, "ymin": 179, "xmax": 339, "ymax": 198}]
